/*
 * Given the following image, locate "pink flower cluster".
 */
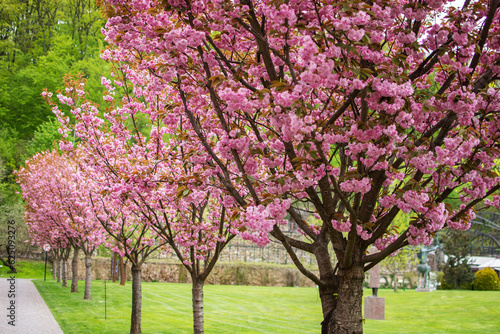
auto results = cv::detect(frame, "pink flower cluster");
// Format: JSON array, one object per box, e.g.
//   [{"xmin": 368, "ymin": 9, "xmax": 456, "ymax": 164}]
[{"xmin": 339, "ymin": 177, "xmax": 371, "ymax": 194}]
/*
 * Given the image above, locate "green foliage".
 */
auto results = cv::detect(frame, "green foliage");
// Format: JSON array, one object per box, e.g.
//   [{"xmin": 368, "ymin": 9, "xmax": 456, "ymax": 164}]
[
  {"xmin": 0, "ymin": 128, "xmax": 25, "ymax": 175},
  {"xmin": 0, "ymin": 0, "xmax": 109, "ymax": 253},
  {"xmin": 25, "ymin": 118, "xmax": 62, "ymax": 157},
  {"xmin": 439, "ymin": 272, "xmax": 454, "ymax": 290},
  {"xmin": 474, "ymin": 267, "xmax": 500, "ymax": 291},
  {"xmin": 0, "ymin": 199, "xmax": 38, "ymax": 257},
  {"xmin": 0, "ymin": 0, "xmax": 108, "ymax": 139},
  {"xmin": 392, "ymin": 211, "xmax": 411, "ymax": 233},
  {"xmin": 441, "ymin": 230, "xmax": 474, "ymax": 290},
  {"xmin": 380, "ymin": 247, "xmax": 418, "ymax": 291}
]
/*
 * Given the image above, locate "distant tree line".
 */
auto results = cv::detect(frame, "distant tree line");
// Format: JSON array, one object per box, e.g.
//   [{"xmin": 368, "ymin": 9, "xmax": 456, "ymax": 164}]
[{"xmin": 0, "ymin": 0, "xmax": 109, "ymax": 257}]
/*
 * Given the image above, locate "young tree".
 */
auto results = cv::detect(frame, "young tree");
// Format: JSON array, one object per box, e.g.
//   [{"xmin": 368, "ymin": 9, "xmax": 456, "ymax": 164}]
[
  {"xmin": 380, "ymin": 247, "xmax": 418, "ymax": 291},
  {"xmin": 441, "ymin": 229, "xmax": 474, "ymax": 289},
  {"xmin": 95, "ymin": 1, "xmax": 500, "ymax": 333},
  {"xmin": 86, "ymin": 166, "xmax": 167, "ymax": 334},
  {"xmin": 138, "ymin": 176, "xmax": 239, "ymax": 334}
]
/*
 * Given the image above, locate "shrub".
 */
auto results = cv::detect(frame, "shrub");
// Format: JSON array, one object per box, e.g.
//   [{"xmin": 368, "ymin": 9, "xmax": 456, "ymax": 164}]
[
  {"xmin": 474, "ymin": 267, "xmax": 500, "ymax": 291},
  {"xmin": 440, "ymin": 274, "xmax": 455, "ymax": 290}
]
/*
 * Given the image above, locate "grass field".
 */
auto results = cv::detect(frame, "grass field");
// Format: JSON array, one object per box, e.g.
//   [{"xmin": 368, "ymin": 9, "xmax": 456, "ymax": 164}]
[
  {"xmin": 34, "ymin": 280, "xmax": 322, "ymax": 333},
  {"xmin": 33, "ymin": 279, "xmax": 500, "ymax": 334},
  {"xmin": 0, "ymin": 258, "xmax": 48, "ymax": 279}
]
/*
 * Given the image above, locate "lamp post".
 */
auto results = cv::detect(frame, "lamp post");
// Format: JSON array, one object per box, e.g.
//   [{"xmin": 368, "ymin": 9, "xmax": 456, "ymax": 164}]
[{"xmin": 43, "ymin": 244, "xmax": 51, "ymax": 281}]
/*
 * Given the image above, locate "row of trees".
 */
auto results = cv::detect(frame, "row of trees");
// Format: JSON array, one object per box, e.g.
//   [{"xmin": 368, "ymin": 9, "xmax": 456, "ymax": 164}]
[
  {"xmin": 19, "ymin": 0, "xmax": 500, "ymax": 334},
  {"xmin": 18, "ymin": 74, "xmax": 247, "ymax": 332}
]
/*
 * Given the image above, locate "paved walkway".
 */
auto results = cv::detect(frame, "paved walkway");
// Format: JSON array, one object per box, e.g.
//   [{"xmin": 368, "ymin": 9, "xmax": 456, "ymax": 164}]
[{"xmin": 0, "ymin": 277, "xmax": 64, "ymax": 334}]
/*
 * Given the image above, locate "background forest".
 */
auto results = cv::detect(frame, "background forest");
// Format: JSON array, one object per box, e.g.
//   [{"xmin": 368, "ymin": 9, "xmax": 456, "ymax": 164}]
[{"xmin": 0, "ymin": 0, "xmax": 109, "ymax": 253}]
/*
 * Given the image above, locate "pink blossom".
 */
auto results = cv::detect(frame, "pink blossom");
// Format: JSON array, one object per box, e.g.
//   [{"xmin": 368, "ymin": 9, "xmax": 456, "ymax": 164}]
[{"xmin": 340, "ymin": 177, "xmax": 371, "ymax": 194}]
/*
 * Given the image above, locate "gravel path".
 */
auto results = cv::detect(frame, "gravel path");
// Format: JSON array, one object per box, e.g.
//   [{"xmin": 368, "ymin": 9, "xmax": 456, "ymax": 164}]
[{"xmin": 0, "ymin": 277, "xmax": 64, "ymax": 334}]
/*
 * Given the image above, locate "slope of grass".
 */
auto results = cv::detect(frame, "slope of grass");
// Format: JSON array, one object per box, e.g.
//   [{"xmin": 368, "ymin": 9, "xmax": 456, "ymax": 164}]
[
  {"xmin": 34, "ymin": 280, "xmax": 500, "ymax": 334},
  {"xmin": 0, "ymin": 259, "xmax": 48, "ymax": 279}
]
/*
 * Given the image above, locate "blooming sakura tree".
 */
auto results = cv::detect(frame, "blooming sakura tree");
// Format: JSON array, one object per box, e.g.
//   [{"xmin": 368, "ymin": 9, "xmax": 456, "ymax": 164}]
[
  {"xmin": 137, "ymin": 172, "xmax": 239, "ymax": 334},
  {"xmin": 94, "ymin": 0, "xmax": 500, "ymax": 333},
  {"xmin": 16, "ymin": 149, "xmax": 106, "ymax": 299},
  {"xmin": 86, "ymin": 166, "xmax": 167, "ymax": 334}
]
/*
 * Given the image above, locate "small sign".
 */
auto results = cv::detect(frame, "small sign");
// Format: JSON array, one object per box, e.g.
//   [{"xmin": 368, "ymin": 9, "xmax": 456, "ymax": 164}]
[{"xmin": 43, "ymin": 244, "xmax": 51, "ymax": 252}]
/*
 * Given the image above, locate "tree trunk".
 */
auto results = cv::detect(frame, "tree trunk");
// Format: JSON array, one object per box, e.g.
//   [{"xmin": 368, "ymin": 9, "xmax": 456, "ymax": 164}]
[
  {"xmin": 62, "ymin": 248, "xmax": 71, "ymax": 288},
  {"xmin": 60, "ymin": 258, "xmax": 65, "ymax": 284},
  {"xmin": 84, "ymin": 252, "xmax": 92, "ymax": 300},
  {"xmin": 120, "ymin": 256, "xmax": 126, "ymax": 285},
  {"xmin": 192, "ymin": 278, "xmax": 205, "ymax": 334},
  {"xmin": 112, "ymin": 252, "xmax": 117, "ymax": 283},
  {"xmin": 326, "ymin": 265, "xmax": 365, "ymax": 334},
  {"xmin": 71, "ymin": 247, "xmax": 80, "ymax": 293},
  {"xmin": 0, "ymin": 256, "xmax": 16, "ymax": 273},
  {"xmin": 130, "ymin": 264, "xmax": 142, "ymax": 334},
  {"xmin": 61, "ymin": 258, "xmax": 67, "ymax": 287},
  {"xmin": 56, "ymin": 258, "xmax": 61, "ymax": 283},
  {"xmin": 393, "ymin": 275, "xmax": 398, "ymax": 292},
  {"xmin": 315, "ymin": 244, "xmax": 338, "ymax": 334},
  {"xmin": 52, "ymin": 259, "xmax": 57, "ymax": 280}
]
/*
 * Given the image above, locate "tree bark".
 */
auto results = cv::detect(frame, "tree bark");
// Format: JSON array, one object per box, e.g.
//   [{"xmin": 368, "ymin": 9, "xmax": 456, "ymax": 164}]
[
  {"xmin": 314, "ymin": 243, "xmax": 338, "ymax": 333},
  {"xmin": 326, "ymin": 265, "xmax": 365, "ymax": 334},
  {"xmin": 192, "ymin": 278, "xmax": 205, "ymax": 334},
  {"xmin": 71, "ymin": 247, "xmax": 80, "ymax": 293},
  {"xmin": 393, "ymin": 275, "xmax": 398, "ymax": 292},
  {"xmin": 55, "ymin": 258, "xmax": 61, "ymax": 283},
  {"xmin": 120, "ymin": 256, "xmax": 126, "ymax": 285},
  {"xmin": 112, "ymin": 252, "xmax": 117, "ymax": 283},
  {"xmin": 52, "ymin": 258, "xmax": 57, "ymax": 280},
  {"xmin": 84, "ymin": 252, "xmax": 92, "ymax": 300},
  {"xmin": 61, "ymin": 248, "xmax": 71, "ymax": 288},
  {"xmin": 130, "ymin": 264, "xmax": 142, "ymax": 334},
  {"xmin": 61, "ymin": 258, "xmax": 67, "ymax": 287}
]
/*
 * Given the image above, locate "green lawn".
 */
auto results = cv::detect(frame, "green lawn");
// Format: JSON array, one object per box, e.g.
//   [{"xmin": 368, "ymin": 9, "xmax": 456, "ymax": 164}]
[
  {"xmin": 33, "ymin": 279, "xmax": 500, "ymax": 334},
  {"xmin": 365, "ymin": 289, "xmax": 500, "ymax": 334},
  {"xmin": 0, "ymin": 259, "xmax": 49, "ymax": 279},
  {"xmin": 34, "ymin": 280, "xmax": 322, "ymax": 333}
]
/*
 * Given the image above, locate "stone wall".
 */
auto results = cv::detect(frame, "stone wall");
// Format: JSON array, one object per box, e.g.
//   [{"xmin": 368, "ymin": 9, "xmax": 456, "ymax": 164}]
[{"xmin": 67, "ymin": 257, "xmax": 319, "ymax": 287}]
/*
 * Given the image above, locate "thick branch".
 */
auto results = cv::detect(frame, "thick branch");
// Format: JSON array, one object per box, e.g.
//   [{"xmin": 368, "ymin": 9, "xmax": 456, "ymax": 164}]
[{"xmin": 271, "ymin": 225, "xmax": 323, "ymax": 287}]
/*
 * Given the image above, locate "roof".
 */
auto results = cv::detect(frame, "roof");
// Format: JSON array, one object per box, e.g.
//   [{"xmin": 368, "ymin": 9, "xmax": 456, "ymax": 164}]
[
  {"xmin": 477, "ymin": 258, "xmax": 500, "ymax": 270},
  {"xmin": 468, "ymin": 256, "xmax": 497, "ymax": 267}
]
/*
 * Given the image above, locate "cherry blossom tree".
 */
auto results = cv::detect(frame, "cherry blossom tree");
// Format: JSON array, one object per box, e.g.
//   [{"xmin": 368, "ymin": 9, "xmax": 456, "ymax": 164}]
[
  {"xmin": 87, "ymin": 167, "xmax": 167, "ymax": 334},
  {"xmin": 137, "ymin": 170, "xmax": 239, "ymax": 334},
  {"xmin": 16, "ymin": 149, "xmax": 106, "ymax": 299},
  {"xmin": 92, "ymin": 0, "xmax": 500, "ymax": 333}
]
